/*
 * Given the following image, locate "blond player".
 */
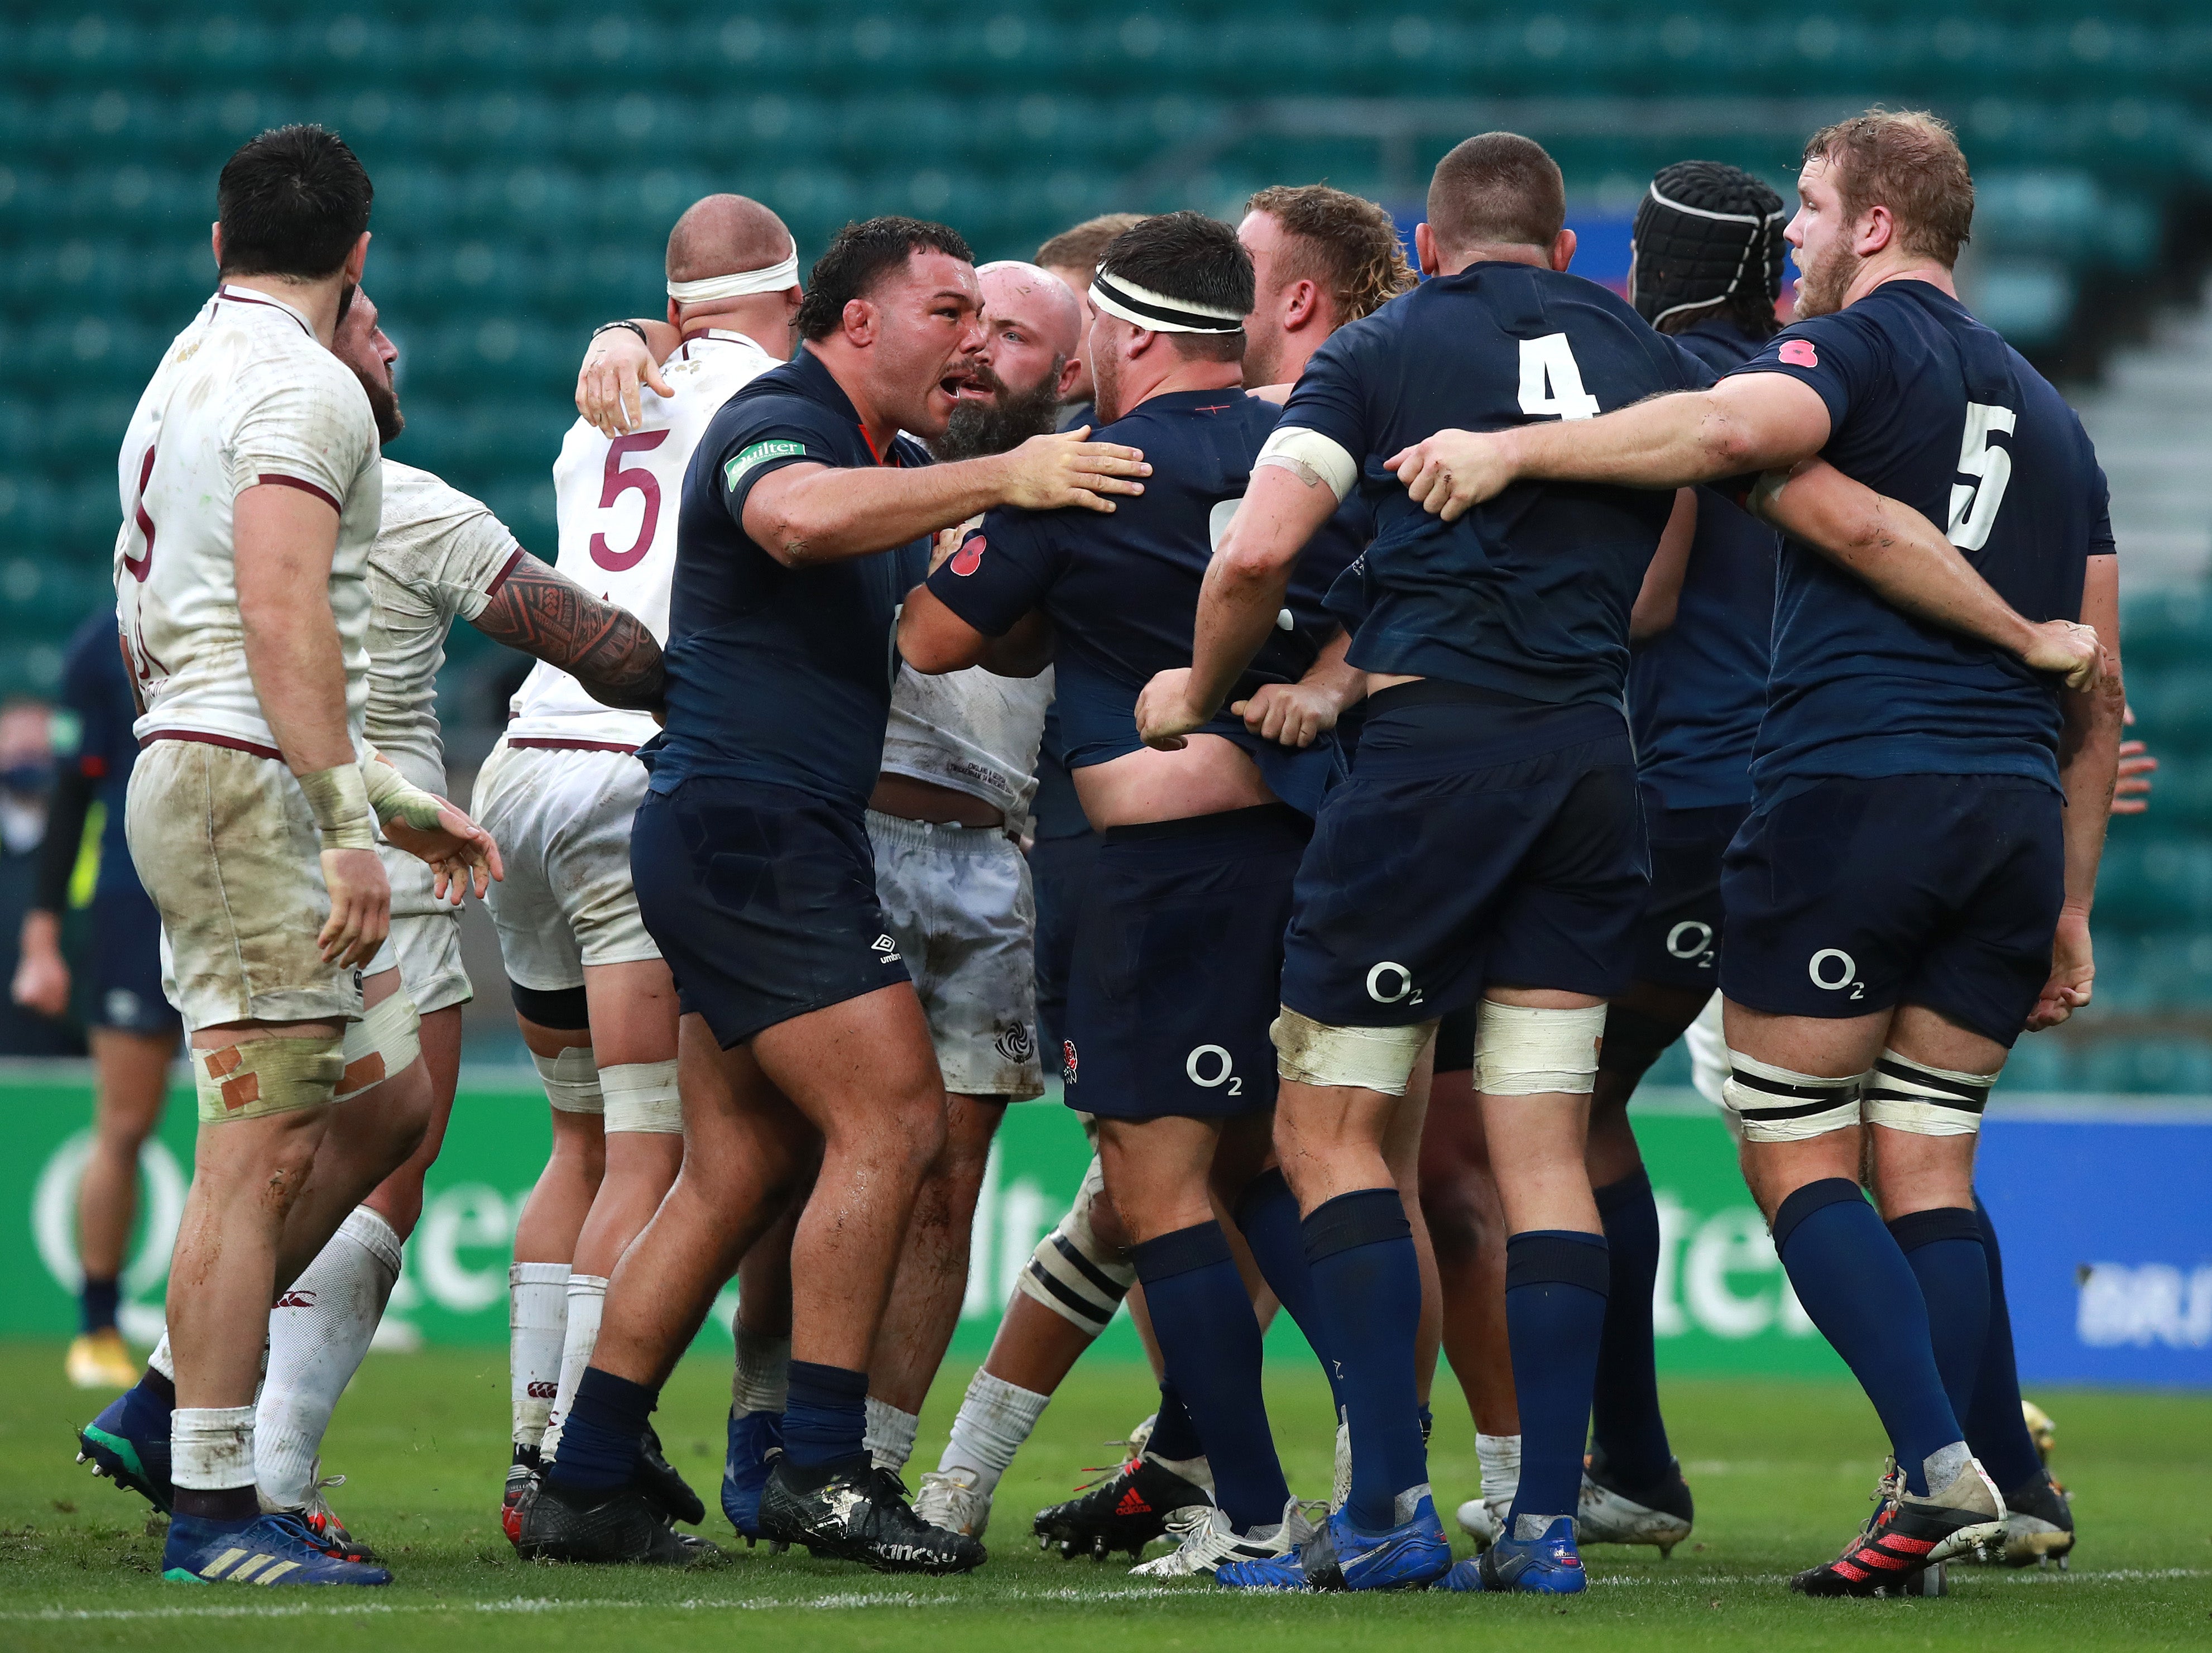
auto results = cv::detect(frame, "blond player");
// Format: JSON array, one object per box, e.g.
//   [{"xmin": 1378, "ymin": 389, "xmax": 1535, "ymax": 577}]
[
  {"xmin": 484, "ymin": 194, "xmax": 799, "ymax": 1527},
  {"xmin": 76, "ymin": 126, "xmax": 496, "ymax": 1590}
]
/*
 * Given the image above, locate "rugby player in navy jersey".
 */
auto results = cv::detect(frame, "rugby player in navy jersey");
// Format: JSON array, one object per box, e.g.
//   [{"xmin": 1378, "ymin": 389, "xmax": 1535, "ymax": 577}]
[
  {"xmin": 512, "ymin": 217, "xmax": 1150, "ymax": 1573},
  {"xmin": 1385, "ymin": 111, "xmax": 2122, "ymax": 1595},
  {"xmin": 901, "ymin": 212, "xmax": 1367, "ymax": 1578}
]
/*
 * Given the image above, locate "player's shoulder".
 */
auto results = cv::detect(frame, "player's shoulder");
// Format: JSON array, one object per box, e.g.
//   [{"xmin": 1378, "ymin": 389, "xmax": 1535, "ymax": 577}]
[{"xmin": 377, "ymin": 459, "xmax": 498, "ymax": 536}]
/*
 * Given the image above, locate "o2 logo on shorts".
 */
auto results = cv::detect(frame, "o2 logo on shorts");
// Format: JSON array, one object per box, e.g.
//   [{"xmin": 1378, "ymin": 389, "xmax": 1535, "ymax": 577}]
[
  {"xmin": 1808, "ymin": 947, "xmax": 1864, "ymax": 1000},
  {"xmin": 995, "ymin": 1021, "xmax": 1034, "ymax": 1063},
  {"xmin": 1061, "ymin": 1040, "xmax": 1078, "ymax": 1083},
  {"xmin": 1366, "ymin": 961, "xmax": 1424, "ymax": 1007},
  {"xmin": 1186, "ymin": 1044, "xmax": 1242, "ymax": 1097},
  {"xmin": 1666, "ymin": 921, "xmax": 1715, "ymax": 969}
]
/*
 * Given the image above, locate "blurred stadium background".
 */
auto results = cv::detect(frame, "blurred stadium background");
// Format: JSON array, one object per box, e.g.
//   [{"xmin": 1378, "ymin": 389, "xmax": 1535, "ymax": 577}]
[{"xmin": 0, "ymin": 6, "xmax": 2205, "ymax": 1386}]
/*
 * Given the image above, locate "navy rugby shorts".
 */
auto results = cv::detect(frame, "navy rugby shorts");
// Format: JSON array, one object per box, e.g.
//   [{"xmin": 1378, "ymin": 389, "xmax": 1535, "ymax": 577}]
[
  {"xmin": 1279, "ymin": 683, "xmax": 1648, "ymax": 1028},
  {"xmin": 1718, "ymin": 773, "xmax": 2063, "ymax": 1047},
  {"xmin": 1630, "ymin": 794, "xmax": 1752, "ymax": 994},
  {"xmin": 1061, "ymin": 803, "xmax": 1309, "ymax": 1122},
  {"xmin": 631, "ymin": 778, "xmax": 911, "ymax": 1047},
  {"xmin": 1026, "ymin": 827, "xmax": 1099, "ymax": 1058},
  {"xmin": 90, "ymin": 880, "xmax": 179, "ymax": 1034}
]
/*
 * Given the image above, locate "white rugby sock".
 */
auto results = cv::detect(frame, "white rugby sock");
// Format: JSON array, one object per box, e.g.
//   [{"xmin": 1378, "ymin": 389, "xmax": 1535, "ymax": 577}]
[
  {"xmin": 255, "ymin": 1206, "xmax": 402, "ymax": 1510},
  {"xmin": 539, "ymin": 1273, "xmax": 607, "ymax": 1462},
  {"xmin": 1477, "ymin": 1432, "xmax": 1522, "ymax": 1511},
  {"xmin": 731, "ymin": 1323, "xmax": 790, "ymax": 1416},
  {"xmin": 937, "ymin": 1369, "xmax": 1050, "ymax": 1494},
  {"xmin": 865, "ymin": 1397, "xmax": 919, "ymax": 1472},
  {"xmin": 150, "ymin": 1332, "xmax": 175, "ymax": 1382},
  {"xmin": 509, "ymin": 1262, "xmax": 569, "ymax": 1450},
  {"xmin": 173, "ymin": 1405, "xmax": 257, "ymax": 1492}
]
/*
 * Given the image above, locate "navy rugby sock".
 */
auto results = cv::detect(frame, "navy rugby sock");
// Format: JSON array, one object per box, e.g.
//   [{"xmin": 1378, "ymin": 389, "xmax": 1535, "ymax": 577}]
[
  {"xmin": 782, "ymin": 1360, "xmax": 870, "ymax": 1469},
  {"xmin": 1303, "ymin": 1189, "xmax": 1426, "ymax": 1532},
  {"xmin": 81, "ymin": 1276, "xmax": 121, "ymax": 1336},
  {"xmin": 1887, "ymin": 1207, "xmax": 1990, "ymax": 1425},
  {"xmin": 1774, "ymin": 1180, "xmax": 1960, "ymax": 1496},
  {"xmin": 1963, "ymin": 1197, "xmax": 2048, "ymax": 1494},
  {"xmin": 1503, "ymin": 1230, "xmax": 1610, "ymax": 1530},
  {"xmin": 546, "ymin": 1367, "xmax": 654, "ymax": 1494},
  {"xmin": 1590, "ymin": 1171, "xmax": 1673, "ymax": 1489},
  {"xmin": 1144, "ymin": 1383, "xmax": 1205, "ymax": 1464},
  {"xmin": 1130, "ymin": 1223, "xmax": 1289, "ymax": 1533},
  {"xmin": 1231, "ymin": 1169, "xmax": 1341, "ymax": 1410}
]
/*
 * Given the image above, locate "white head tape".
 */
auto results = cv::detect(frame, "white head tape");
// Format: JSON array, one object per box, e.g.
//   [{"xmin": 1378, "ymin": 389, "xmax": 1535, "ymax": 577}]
[
  {"xmin": 666, "ymin": 237, "xmax": 801, "ymax": 304},
  {"xmin": 1087, "ymin": 265, "xmax": 1245, "ymax": 334}
]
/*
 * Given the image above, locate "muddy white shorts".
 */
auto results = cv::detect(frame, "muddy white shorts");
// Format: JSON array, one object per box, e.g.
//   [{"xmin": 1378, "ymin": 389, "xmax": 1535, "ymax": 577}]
[
  {"xmin": 867, "ymin": 809, "xmax": 1043, "ymax": 1100},
  {"xmin": 363, "ymin": 833, "xmax": 472, "ymax": 1015}
]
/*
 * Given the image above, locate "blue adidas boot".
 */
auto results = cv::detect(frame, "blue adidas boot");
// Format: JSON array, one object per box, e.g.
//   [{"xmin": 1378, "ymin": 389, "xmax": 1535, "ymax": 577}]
[
  {"xmin": 1441, "ymin": 1513, "xmax": 1587, "ymax": 1593},
  {"xmin": 163, "ymin": 1511, "xmax": 392, "ymax": 1587},
  {"xmin": 721, "ymin": 1408, "xmax": 784, "ymax": 1544},
  {"xmin": 1217, "ymin": 1492, "xmax": 1450, "ymax": 1592},
  {"xmin": 76, "ymin": 1377, "xmax": 175, "ymax": 1513}
]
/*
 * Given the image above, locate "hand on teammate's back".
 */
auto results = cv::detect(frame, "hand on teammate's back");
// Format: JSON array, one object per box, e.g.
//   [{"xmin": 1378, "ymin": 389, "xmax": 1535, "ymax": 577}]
[
  {"xmin": 2026, "ymin": 909, "xmax": 2095, "ymax": 1031},
  {"xmin": 1387, "ymin": 428, "xmax": 1512, "ymax": 522},
  {"xmin": 317, "ymin": 846, "xmax": 391, "ymax": 967},
  {"xmin": 384, "ymin": 799, "xmax": 505, "ymax": 904},
  {"xmin": 576, "ymin": 327, "xmax": 671, "ymax": 438},
  {"xmin": 2017, "ymin": 620, "xmax": 2106, "ymax": 692},
  {"xmin": 996, "ymin": 428, "xmax": 1150, "ymax": 515}
]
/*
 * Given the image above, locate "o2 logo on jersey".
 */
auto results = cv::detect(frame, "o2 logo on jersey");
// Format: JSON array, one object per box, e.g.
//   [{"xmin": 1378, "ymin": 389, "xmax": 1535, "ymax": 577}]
[
  {"xmin": 1186, "ymin": 1044, "xmax": 1242, "ymax": 1096},
  {"xmin": 949, "ymin": 533, "xmax": 985, "ymax": 577},
  {"xmin": 1666, "ymin": 921, "xmax": 1715, "ymax": 968},
  {"xmin": 1366, "ymin": 961, "xmax": 1423, "ymax": 1007},
  {"xmin": 1808, "ymin": 947, "xmax": 1864, "ymax": 1000},
  {"xmin": 1778, "ymin": 340, "xmax": 1819, "ymax": 369},
  {"xmin": 1061, "ymin": 1039, "xmax": 1079, "ymax": 1083}
]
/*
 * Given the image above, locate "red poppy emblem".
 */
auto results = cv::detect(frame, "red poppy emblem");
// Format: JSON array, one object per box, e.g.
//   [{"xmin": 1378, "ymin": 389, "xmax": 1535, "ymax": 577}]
[
  {"xmin": 1779, "ymin": 339, "xmax": 1818, "ymax": 368},
  {"xmin": 950, "ymin": 534, "xmax": 985, "ymax": 576}
]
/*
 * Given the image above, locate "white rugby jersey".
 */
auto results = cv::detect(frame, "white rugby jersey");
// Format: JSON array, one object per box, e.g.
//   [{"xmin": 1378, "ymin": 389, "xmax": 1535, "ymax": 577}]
[
  {"xmin": 506, "ymin": 329, "xmax": 778, "ymax": 750},
  {"xmin": 879, "ymin": 663, "xmax": 1052, "ymax": 828},
  {"xmin": 116, "ymin": 285, "xmax": 382, "ymax": 755},
  {"xmin": 364, "ymin": 461, "xmax": 523, "ymax": 796}
]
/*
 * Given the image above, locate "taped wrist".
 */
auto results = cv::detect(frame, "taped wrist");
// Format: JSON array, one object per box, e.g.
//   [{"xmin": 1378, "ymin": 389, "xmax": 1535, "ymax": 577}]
[
  {"xmin": 335, "ymin": 991, "xmax": 422, "ymax": 1102},
  {"xmin": 532, "ymin": 1045, "xmax": 603, "ymax": 1114},
  {"xmin": 1272, "ymin": 1007, "xmax": 1436, "ymax": 1096},
  {"xmin": 1862, "ymin": 1050, "xmax": 1997, "ymax": 1137},
  {"xmin": 1722, "ymin": 1050, "xmax": 1864, "ymax": 1142},
  {"xmin": 1255, "ymin": 425, "xmax": 1357, "ymax": 502},
  {"xmin": 601, "ymin": 1058, "xmax": 682, "ymax": 1134},
  {"xmin": 1015, "ymin": 1155, "xmax": 1135, "ymax": 1335},
  {"xmin": 298, "ymin": 763, "xmax": 375, "ymax": 851},
  {"xmin": 361, "ymin": 751, "xmax": 449, "ymax": 833},
  {"xmin": 1475, "ymin": 1000, "xmax": 1606, "ymax": 1096},
  {"xmin": 194, "ymin": 1035, "xmax": 344, "ymax": 1122}
]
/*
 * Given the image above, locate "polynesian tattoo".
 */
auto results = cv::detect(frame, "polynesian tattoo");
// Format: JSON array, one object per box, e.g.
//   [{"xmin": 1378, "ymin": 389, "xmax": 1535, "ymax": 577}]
[{"xmin": 470, "ymin": 554, "xmax": 664, "ymax": 711}]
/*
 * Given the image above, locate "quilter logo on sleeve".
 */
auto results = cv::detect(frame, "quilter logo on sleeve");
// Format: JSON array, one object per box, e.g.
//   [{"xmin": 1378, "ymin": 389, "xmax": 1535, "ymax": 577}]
[{"xmin": 724, "ymin": 439, "xmax": 808, "ymax": 490}]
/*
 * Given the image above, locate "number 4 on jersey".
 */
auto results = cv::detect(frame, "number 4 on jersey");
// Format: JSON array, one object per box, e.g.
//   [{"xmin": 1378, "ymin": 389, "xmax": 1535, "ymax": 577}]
[{"xmin": 1518, "ymin": 333, "xmax": 1601, "ymax": 422}]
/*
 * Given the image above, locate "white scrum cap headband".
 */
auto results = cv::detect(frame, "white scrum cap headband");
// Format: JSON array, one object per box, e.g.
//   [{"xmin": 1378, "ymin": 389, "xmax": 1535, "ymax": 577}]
[
  {"xmin": 666, "ymin": 237, "xmax": 801, "ymax": 303},
  {"xmin": 1087, "ymin": 264, "xmax": 1245, "ymax": 334}
]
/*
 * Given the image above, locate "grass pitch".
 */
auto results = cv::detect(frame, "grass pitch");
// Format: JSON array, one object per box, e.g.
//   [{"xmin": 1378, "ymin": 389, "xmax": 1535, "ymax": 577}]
[{"xmin": 2, "ymin": 1342, "xmax": 2207, "ymax": 1652}]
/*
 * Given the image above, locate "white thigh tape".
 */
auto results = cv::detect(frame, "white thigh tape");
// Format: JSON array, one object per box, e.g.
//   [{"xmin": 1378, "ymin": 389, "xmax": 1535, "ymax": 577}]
[
  {"xmin": 1861, "ymin": 1050, "xmax": 1996, "ymax": 1137},
  {"xmin": 1255, "ymin": 425, "xmax": 1358, "ymax": 502},
  {"xmin": 532, "ymin": 1045, "xmax": 603, "ymax": 1114},
  {"xmin": 601, "ymin": 1058, "xmax": 683, "ymax": 1134},
  {"xmin": 334, "ymin": 992, "xmax": 422, "ymax": 1103},
  {"xmin": 1475, "ymin": 1001, "xmax": 1606, "ymax": 1096},
  {"xmin": 1272, "ymin": 1008, "xmax": 1437, "ymax": 1096},
  {"xmin": 1015, "ymin": 1155, "xmax": 1135, "ymax": 1335},
  {"xmin": 1722, "ymin": 1048, "xmax": 1865, "ymax": 1142}
]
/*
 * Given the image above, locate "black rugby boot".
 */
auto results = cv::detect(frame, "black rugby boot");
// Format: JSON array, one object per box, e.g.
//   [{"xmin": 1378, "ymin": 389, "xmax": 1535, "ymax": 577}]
[
  {"xmin": 759, "ymin": 1454, "xmax": 986, "ymax": 1574},
  {"xmin": 512, "ymin": 1474, "xmax": 724, "ymax": 1567},
  {"xmin": 1032, "ymin": 1449, "xmax": 1212, "ymax": 1561}
]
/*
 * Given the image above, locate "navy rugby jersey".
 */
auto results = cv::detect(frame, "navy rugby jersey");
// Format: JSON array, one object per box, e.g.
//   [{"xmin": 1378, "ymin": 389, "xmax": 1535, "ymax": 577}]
[
  {"xmin": 1278, "ymin": 262, "xmax": 1710, "ymax": 707},
  {"xmin": 1628, "ymin": 318, "xmax": 1777, "ymax": 809},
  {"xmin": 926, "ymin": 389, "xmax": 1354, "ymax": 817},
  {"xmin": 652, "ymin": 348, "xmax": 930, "ymax": 808},
  {"xmin": 1730, "ymin": 280, "xmax": 2110, "ymax": 793},
  {"xmin": 57, "ymin": 610, "xmax": 141, "ymax": 901}
]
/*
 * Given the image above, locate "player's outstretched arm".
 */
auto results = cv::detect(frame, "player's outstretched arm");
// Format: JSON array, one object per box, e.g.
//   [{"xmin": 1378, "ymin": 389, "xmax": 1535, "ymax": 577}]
[
  {"xmin": 742, "ymin": 432, "xmax": 1150, "ymax": 568},
  {"xmin": 1231, "ymin": 627, "xmax": 1364, "ymax": 750},
  {"xmin": 2029, "ymin": 552, "xmax": 2125, "ymax": 1032},
  {"xmin": 2113, "ymin": 705, "xmax": 2156, "ymax": 815},
  {"xmin": 362, "ymin": 753, "xmax": 503, "ymax": 905},
  {"xmin": 234, "ymin": 481, "xmax": 390, "ymax": 968},
  {"xmin": 1750, "ymin": 459, "xmax": 2103, "ymax": 689},
  {"xmin": 469, "ymin": 553, "xmax": 664, "ymax": 711},
  {"xmin": 575, "ymin": 320, "xmax": 681, "ymax": 437},
  {"xmin": 896, "ymin": 582, "xmax": 1052, "ymax": 678},
  {"xmin": 1386, "ymin": 374, "xmax": 1832, "ymax": 523},
  {"xmin": 1136, "ymin": 462, "xmax": 1339, "ymax": 750}
]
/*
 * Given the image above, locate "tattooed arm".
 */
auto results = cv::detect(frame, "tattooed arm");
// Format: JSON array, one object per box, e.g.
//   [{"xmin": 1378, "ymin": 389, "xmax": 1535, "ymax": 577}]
[{"xmin": 468, "ymin": 554, "xmax": 664, "ymax": 712}]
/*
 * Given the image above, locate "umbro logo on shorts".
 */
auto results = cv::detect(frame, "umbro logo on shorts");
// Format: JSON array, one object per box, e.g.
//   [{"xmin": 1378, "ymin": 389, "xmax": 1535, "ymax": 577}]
[
  {"xmin": 871, "ymin": 933, "xmax": 900, "ymax": 963},
  {"xmin": 995, "ymin": 1022, "xmax": 1034, "ymax": 1063}
]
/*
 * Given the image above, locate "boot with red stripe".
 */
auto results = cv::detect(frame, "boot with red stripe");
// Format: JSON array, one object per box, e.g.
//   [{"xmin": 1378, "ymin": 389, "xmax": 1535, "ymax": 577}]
[{"xmin": 1792, "ymin": 1453, "xmax": 2005, "ymax": 1598}]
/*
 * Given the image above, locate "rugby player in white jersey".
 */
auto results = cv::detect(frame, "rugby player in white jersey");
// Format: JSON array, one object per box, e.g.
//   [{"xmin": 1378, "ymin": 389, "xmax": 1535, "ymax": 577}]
[
  {"xmin": 479, "ymin": 194, "xmax": 800, "ymax": 1531},
  {"xmin": 247, "ymin": 287, "xmax": 669, "ymax": 1554},
  {"xmin": 76, "ymin": 126, "xmax": 496, "ymax": 1590}
]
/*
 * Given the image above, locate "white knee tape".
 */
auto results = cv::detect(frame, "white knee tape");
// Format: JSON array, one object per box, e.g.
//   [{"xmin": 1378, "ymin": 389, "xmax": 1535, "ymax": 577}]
[
  {"xmin": 601, "ymin": 1058, "xmax": 683, "ymax": 1134},
  {"xmin": 1722, "ymin": 1048, "xmax": 1865, "ymax": 1142},
  {"xmin": 532, "ymin": 1046, "xmax": 603, "ymax": 1114},
  {"xmin": 1271, "ymin": 1007, "xmax": 1436, "ymax": 1096},
  {"xmin": 1861, "ymin": 1050, "xmax": 1996, "ymax": 1137},
  {"xmin": 1474, "ymin": 1001, "xmax": 1606, "ymax": 1096},
  {"xmin": 334, "ymin": 992, "xmax": 422, "ymax": 1102},
  {"xmin": 1015, "ymin": 1155, "xmax": 1135, "ymax": 1335}
]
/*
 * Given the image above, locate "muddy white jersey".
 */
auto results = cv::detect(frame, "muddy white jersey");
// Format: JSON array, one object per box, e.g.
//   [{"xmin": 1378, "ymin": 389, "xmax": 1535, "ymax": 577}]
[
  {"xmin": 506, "ymin": 329, "xmax": 778, "ymax": 749},
  {"xmin": 116, "ymin": 285, "xmax": 381, "ymax": 754},
  {"xmin": 880, "ymin": 663, "xmax": 1052, "ymax": 829},
  {"xmin": 364, "ymin": 461, "xmax": 523, "ymax": 795}
]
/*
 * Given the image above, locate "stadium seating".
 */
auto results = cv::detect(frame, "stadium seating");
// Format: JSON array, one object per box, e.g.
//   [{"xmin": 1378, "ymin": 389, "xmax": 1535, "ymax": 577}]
[{"xmin": 4, "ymin": 2, "xmax": 2210, "ymax": 1086}]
